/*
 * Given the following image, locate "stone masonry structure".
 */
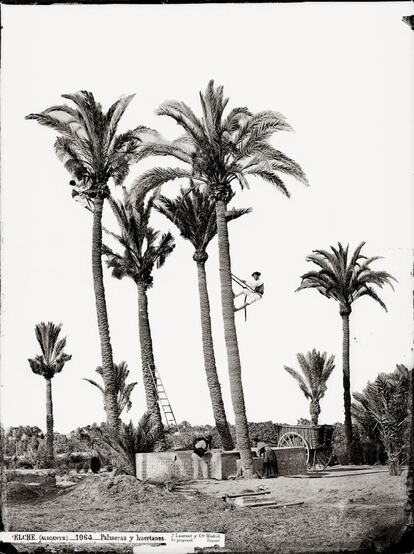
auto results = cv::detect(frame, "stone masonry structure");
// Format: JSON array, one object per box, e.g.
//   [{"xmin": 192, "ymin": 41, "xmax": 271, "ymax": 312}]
[{"xmin": 136, "ymin": 447, "xmax": 306, "ymax": 482}]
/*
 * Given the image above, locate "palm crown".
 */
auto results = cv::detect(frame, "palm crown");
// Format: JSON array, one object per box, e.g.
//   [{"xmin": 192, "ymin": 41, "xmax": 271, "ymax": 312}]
[
  {"xmin": 284, "ymin": 350, "xmax": 335, "ymax": 403},
  {"xmin": 284, "ymin": 349, "xmax": 335, "ymax": 425},
  {"xmin": 103, "ymin": 190, "xmax": 175, "ymax": 288},
  {"xmin": 296, "ymin": 242, "xmax": 396, "ymax": 315},
  {"xmin": 26, "ymin": 91, "xmax": 149, "ymax": 202},
  {"xmin": 132, "ymin": 80, "xmax": 308, "ymax": 199},
  {"xmin": 83, "ymin": 361, "xmax": 137, "ymax": 414},
  {"xmin": 156, "ymin": 186, "xmax": 250, "ymax": 263},
  {"xmin": 28, "ymin": 322, "xmax": 72, "ymax": 380}
]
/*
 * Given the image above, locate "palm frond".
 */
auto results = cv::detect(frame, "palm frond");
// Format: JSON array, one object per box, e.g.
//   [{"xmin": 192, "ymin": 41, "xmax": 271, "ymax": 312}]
[
  {"xmin": 131, "ymin": 167, "xmax": 194, "ymax": 198},
  {"xmin": 105, "ymin": 94, "xmax": 135, "ymax": 148},
  {"xmin": 243, "ymin": 167, "xmax": 290, "ymax": 197},
  {"xmin": 284, "ymin": 365, "xmax": 312, "ymax": 399},
  {"xmin": 82, "ymin": 378, "xmax": 105, "ymax": 394}
]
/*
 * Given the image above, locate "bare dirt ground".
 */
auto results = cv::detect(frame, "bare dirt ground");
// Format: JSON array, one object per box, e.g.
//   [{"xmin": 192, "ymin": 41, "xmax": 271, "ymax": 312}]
[{"xmin": 2, "ymin": 466, "xmax": 408, "ymax": 553}]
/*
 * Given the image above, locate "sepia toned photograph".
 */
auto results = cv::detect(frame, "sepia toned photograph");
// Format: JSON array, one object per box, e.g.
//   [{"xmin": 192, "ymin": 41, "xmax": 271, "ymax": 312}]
[{"xmin": 1, "ymin": 2, "xmax": 413, "ymax": 553}]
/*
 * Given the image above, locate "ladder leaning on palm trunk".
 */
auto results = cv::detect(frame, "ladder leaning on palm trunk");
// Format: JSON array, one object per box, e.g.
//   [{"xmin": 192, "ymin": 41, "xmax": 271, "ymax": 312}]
[{"xmin": 149, "ymin": 365, "xmax": 179, "ymax": 433}]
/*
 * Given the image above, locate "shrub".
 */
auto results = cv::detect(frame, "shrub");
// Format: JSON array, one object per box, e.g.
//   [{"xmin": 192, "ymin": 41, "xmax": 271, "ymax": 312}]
[
  {"xmin": 248, "ymin": 422, "xmax": 280, "ymax": 445},
  {"xmin": 170, "ymin": 421, "xmax": 288, "ymax": 450},
  {"xmin": 167, "ymin": 423, "xmax": 223, "ymax": 450},
  {"xmin": 90, "ymin": 413, "xmax": 162, "ymax": 476}
]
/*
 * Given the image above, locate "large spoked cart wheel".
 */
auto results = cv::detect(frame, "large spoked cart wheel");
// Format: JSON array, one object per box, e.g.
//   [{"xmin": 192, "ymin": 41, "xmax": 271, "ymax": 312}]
[
  {"xmin": 308, "ymin": 448, "xmax": 333, "ymax": 472},
  {"xmin": 277, "ymin": 431, "xmax": 310, "ymax": 464}
]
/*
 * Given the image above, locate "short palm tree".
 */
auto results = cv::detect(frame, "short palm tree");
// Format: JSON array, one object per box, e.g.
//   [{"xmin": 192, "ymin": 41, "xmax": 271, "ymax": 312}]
[
  {"xmin": 353, "ymin": 365, "xmax": 410, "ymax": 475},
  {"xmin": 89, "ymin": 412, "xmax": 161, "ymax": 476},
  {"xmin": 26, "ymin": 91, "xmax": 148, "ymax": 430},
  {"xmin": 83, "ymin": 361, "xmax": 137, "ymax": 415},
  {"xmin": 296, "ymin": 242, "xmax": 396, "ymax": 461},
  {"xmin": 28, "ymin": 322, "xmax": 72, "ymax": 466},
  {"xmin": 284, "ymin": 350, "xmax": 335, "ymax": 425},
  {"xmin": 131, "ymin": 81, "xmax": 308, "ymax": 475},
  {"xmin": 102, "ymin": 189, "xmax": 175, "ymax": 442},
  {"xmin": 157, "ymin": 186, "xmax": 250, "ymax": 450}
]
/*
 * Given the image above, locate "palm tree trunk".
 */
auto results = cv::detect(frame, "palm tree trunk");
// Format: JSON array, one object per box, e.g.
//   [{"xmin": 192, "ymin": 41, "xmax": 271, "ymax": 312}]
[
  {"xmin": 136, "ymin": 281, "xmax": 164, "ymax": 445},
  {"xmin": 215, "ymin": 199, "xmax": 254, "ymax": 476},
  {"xmin": 45, "ymin": 378, "xmax": 54, "ymax": 467},
  {"xmin": 405, "ymin": 368, "xmax": 414, "ymax": 524},
  {"xmin": 309, "ymin": 400, "xmax": 320, "ymax": 426},
  {"xmin": 196, "ymin": 260, "xmax": 235, "ymax": 450},
  {"xmin": 341, "ymin": 312, "xmax": 353, "ymax": 462},
  {"xmin": 92, "ymin": 196, "xmax": 119, "ymax": 430}
]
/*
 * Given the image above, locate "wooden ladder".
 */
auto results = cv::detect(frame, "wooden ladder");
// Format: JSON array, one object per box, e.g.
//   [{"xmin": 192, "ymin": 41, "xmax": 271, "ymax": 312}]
[{"xmin": 150, "ymin": 365, "xmax": 179, "ymax": 432}]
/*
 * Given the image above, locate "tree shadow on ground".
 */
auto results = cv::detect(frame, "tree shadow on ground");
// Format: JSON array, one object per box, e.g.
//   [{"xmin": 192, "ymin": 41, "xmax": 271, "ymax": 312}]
[{"xmin": 369, "ymin": 521, "xmax": 412, "ymax": 553}]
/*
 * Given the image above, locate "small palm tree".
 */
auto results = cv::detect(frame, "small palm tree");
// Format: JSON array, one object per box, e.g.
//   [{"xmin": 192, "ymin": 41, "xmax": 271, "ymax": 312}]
[
  {"xmin": 353, "ymin": 365, "xmax": 410, "ymax": 475},
  {"xmin": 103, "ymin": 189, "xmax": 175, "ymax": 443},
  {"xmin": 157, "ymin": 186, "xmax": 250, "ymax": 450},
  {"xmin": 89, "ymin": 412, "xmax": 161, "ymax": 476},
  {"xmin": 284, "ymin": 350, "xmax": 335, "ymax": 425},
  {"xmin": 131, "ymin": 81, "xmax": 308, "ymax": 475},
  {"xmin": 83, "ymin": 361, "xmax": 137, "ymax": 415},
  {"xmin": 28, "ymin": 322, "xmax": 72, "ymax": 466},
  {"xmin": 296, "ymin": 242, "xmax": 396, "ymax": 461},
  {"xmin": 26, "ymin": 91, "xmax": 149, "ymax": 430}
]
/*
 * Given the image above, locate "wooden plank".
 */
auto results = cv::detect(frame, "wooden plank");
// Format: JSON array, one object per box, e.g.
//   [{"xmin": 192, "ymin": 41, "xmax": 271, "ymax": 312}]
[
  {"xmin": 224, "ymin": 491, "xmax": 270, "ymax": 499},
  {"xmin": 248, "ymin": 501, "xmax": 305, "ymax": 509}
]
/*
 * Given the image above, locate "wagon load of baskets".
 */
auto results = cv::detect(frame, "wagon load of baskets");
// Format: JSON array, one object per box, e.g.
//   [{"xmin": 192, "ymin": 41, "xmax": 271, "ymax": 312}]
[{"xmin": 274, "ymin": 423, "xmax": 334, "ymax": 471}]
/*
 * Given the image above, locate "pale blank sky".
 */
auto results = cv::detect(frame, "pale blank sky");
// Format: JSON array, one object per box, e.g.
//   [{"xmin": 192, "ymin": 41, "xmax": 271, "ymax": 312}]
[{"xmin": 1, "ymin": 3, "xmax": 413, "ymax": 434}]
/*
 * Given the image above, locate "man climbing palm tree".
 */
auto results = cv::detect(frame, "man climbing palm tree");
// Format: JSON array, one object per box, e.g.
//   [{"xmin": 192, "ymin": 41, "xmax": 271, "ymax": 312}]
[{"xmin": 234, "ymin": 271, "xmax": 264, "ymax": 313}]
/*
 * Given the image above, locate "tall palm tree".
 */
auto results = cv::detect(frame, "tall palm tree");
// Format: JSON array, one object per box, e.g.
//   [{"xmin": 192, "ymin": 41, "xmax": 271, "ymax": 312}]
[
  {"xmin": 296, "ymin": 242, "xmax": 396, "ymax": 461},
  {"xmin": 83, "ymin": 361, "xmax": 137, "ymax": 415},
  {"xmin": 156, "ymin": 186, "xmax": 250, "ymax": 450},
  {"xmin": 131, "ymin": 81, "xmax": 308, "ymax": 474},
  {"xmin": 26, "ymin": 91, "xmax": 148, "ymax": 430},
  {"xmin": 102, "ymin": 189, "xmax": 175, "ymax": 441},
  {"xmin": 284, "ymin": 349, "xmax": 335, "ymax": 425},
  {"xmin": 28, "ymin": 322, "xmax": 72, "ymax": 466}
]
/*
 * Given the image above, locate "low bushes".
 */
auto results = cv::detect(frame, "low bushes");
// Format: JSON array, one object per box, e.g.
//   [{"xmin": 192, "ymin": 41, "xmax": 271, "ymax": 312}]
[{"xmin": 332, "ymin": 422, "xmax": 386, "ymax": 466}]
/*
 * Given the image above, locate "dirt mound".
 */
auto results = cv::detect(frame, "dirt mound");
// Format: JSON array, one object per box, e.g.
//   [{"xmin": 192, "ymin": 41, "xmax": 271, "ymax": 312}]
[
  {"xmin": 63, "ymin": 474, "xmax": 170, "ymax": 506},
  {"xmin": 6, "ymin": 481, "xmax": 43, "ymax": 503}
]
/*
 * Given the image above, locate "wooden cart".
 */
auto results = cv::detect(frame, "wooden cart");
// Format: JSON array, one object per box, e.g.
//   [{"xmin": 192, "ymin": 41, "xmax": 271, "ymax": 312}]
[{"xmin": 275, "ymin": 423, "xmax": 334, "ymax": 471}]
